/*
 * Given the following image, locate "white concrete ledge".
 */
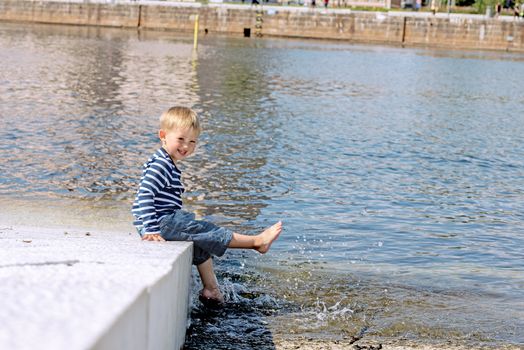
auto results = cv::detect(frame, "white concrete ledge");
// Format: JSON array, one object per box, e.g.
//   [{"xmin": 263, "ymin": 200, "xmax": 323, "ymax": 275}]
[{"xmin": 0, "ymin": 226, "xmax": 193, "ymax": 350}]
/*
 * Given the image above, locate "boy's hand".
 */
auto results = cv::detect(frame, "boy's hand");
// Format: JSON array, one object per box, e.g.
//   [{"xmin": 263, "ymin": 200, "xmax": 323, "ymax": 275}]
[{"xmin": 142, "ymin": 234, "xmax": 165, "ymax": 242}]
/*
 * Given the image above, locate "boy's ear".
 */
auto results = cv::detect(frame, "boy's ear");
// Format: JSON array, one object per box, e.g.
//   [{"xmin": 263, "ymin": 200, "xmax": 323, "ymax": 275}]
[{"xmin": 158, "ymin": 129, "xmax": 166, "ymax": 140}]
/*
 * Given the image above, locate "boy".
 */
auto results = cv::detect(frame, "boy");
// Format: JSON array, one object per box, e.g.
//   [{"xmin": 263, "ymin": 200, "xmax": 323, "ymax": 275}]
[{"xmin": 132, "ymin": 106, "xmax": 282, "ymax": 304}]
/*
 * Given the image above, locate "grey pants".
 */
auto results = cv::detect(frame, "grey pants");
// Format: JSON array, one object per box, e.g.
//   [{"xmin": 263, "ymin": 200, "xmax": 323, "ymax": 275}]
[{"xmin": 159, "ymin": 210, "xmax": 233, "ymax": 265}]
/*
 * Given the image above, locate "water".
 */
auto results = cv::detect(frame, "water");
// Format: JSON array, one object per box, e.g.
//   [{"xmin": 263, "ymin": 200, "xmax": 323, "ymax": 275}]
[{"xmin": 1, "ymin": 22, "xmax": 523, "ymax": 348}]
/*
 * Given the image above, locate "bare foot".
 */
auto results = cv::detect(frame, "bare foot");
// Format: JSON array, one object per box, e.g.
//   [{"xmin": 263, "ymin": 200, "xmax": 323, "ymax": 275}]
[
  {"xmin": 256, "ymin": 221, "xmax": 283, "ymax": 254},
  {"xmin": 200, "ymin": 286, "xmax": 224, "ymax": 303}
]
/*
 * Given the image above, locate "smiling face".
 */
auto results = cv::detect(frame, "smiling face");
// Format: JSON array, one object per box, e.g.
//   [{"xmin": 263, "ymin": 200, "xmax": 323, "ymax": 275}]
[{"xmin": 159, "ymin": 127, "xmax": 199, "ymax": 162}]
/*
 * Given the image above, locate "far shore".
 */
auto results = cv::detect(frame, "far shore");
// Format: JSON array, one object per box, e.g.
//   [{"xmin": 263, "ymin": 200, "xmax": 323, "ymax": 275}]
[{"xmin": 1, "ymin": 0, "xmax": 523, "ymax": 52}]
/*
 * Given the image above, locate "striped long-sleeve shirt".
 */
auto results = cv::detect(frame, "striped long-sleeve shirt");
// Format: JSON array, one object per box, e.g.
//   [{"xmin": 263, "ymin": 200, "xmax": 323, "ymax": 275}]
[{"xmin": 132, "ymin": 148, "xmax": 185, "ymax": 235}]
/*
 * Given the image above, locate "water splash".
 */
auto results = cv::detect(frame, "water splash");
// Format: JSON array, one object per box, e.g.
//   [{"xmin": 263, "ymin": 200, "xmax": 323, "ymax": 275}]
[{"xmin": 185, "ymin": 276, "xmax": 282, "ymax": 350}]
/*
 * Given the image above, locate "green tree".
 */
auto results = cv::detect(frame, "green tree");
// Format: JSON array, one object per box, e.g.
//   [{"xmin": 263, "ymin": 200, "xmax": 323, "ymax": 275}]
[{"xmin": 475, "ymin": 0, "xmax": 497, "ymax": 14}]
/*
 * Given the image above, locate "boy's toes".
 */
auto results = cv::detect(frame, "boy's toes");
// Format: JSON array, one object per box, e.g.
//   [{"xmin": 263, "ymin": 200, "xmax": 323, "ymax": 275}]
[{"xmin": 199, "ymin": 294, "xmax": 225, "ymax": 309}]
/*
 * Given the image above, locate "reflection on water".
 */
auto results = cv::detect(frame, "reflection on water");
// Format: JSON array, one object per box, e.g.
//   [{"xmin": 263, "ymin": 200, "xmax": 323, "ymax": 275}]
[{"xmin": 1, "ymin": 22, "xmax": 524, "ymax": 348}]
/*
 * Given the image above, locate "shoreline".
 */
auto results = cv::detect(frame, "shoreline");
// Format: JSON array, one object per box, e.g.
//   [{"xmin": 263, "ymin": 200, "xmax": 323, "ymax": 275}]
[
  {"xmin": 273, "ymin": 336, "xmax": 524, "ymax": 349},
  {"xmin": 1, "ymin": 201, "xmax": 522, "ymax": 349}
]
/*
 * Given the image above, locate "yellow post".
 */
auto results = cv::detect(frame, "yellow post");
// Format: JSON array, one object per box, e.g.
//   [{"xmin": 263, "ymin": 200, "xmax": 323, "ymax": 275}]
[{"xmin": 193, "ymin": 14, "xmax": 199, "ymax": 50}]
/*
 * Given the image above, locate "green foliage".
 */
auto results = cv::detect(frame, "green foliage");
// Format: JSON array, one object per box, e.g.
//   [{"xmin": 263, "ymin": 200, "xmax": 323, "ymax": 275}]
[
  {"xmin": 348, "ymin": 5, "xmax": 389, "ymax": 11},
  {"xmin": 474, "ymin": 0, "xmax": 497, "ymax": 14}
]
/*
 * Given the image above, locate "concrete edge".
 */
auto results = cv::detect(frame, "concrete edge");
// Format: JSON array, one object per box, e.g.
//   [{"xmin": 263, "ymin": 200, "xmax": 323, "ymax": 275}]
[{"xmin": 88, "ymin": 243, "xmax": 193, "ymax": 350}]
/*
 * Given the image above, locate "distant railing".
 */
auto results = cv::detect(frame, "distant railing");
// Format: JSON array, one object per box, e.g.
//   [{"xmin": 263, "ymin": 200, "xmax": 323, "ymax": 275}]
[
  {"xmin": 97, "ymin": 0, "xmax": 389, "ymax": 8},
  {"xmin": 277, "ymin": 0, "xmax": 386, "ymax": 7}
]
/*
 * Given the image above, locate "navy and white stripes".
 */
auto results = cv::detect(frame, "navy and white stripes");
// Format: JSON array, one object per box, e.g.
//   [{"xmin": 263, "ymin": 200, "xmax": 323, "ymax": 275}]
[{"xmin": 132, "ymin": 148, "xmax": 184, "ymax": 235}]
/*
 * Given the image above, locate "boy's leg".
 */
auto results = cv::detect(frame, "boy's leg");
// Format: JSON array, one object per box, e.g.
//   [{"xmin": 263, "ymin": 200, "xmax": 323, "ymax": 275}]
[
  {"xmin": 197, "ymin": 258, "xmax": 224, "ymax": 303},
  {"xmin": 160, "ymin": 211, "xmax": 232, "ymax": 259},
  {"xmin": 161, "ymin": 211, "xmax": 282, "ymax": 256},
  {"xmin": 228, "ymin": 221, "xmax": 282, "ymax": 254}
]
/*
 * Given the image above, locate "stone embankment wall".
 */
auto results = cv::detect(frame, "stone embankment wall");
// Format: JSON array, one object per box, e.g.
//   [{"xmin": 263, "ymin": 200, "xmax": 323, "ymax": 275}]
[{"xmin": 0, "ymin": 0, "xmax": 522, "ymax": 52}]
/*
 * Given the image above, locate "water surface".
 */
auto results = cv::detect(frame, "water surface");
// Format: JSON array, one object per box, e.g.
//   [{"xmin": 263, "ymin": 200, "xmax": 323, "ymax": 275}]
[{"xmin": 1, "ymin": 22, "xmax": 523, "ymax": 348}]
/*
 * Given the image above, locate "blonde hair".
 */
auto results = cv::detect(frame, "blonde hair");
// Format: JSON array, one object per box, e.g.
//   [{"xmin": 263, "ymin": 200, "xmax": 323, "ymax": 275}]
[{"xmin": 159, "ymin": 106, "xmax": 201, "ymax": 135}]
